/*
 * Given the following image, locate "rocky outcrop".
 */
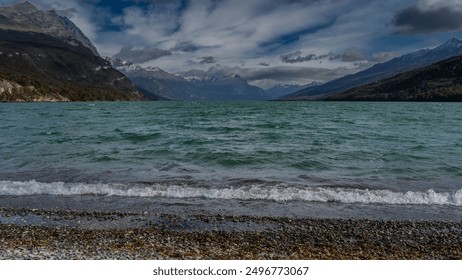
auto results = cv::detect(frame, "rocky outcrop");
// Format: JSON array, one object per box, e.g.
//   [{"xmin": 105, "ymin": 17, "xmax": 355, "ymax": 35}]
[
  {"xmin": 0, "ymin": 1, "xmax": 98, "ymax": 56},
  {"xmin": 0, "ymin": 2, "xmax": 142, "ymax": 102},
  {"xmin": 0, "ymin": 78, "xmax": 69, "ymax": 102}
]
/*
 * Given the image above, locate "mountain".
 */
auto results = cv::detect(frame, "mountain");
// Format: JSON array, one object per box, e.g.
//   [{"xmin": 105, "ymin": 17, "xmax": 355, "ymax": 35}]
[
  {"xmin": 281, "ymin": 38, "xmax": 462, "ymax": 100},
  {"xmin": 265, "ymin": 82, "xmax": 321, "ymax": 99},
  {"xmin": 0, "ymin": 2, "xmax": 141, "ymax": 102},
  {"xmin": 326, "ymin": 55, "xmax": 462, "ymax": 101},
  {"xmin": 110, "ymin": 58, "xmax": 269, "ymax": 101},
  {"xmin": 0, "ymin": 1, "xmax": 99, "ymax": 56},
  {"xmin": 184, "ymin": 74, "xmax": 268, "ymax": 101},
  {"xmin": 109, "ymin": 58, "xmax": 202, "ymax": 100}
]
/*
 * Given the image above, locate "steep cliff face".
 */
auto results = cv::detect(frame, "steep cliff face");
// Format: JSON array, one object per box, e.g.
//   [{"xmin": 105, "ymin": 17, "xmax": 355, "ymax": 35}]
[
  {"xmin": 0, "ymin": 2, "xmax": 142, "ymax": 102},
  {"xmin": 0, "ymin": 1, "xmax": 99, "ymax": 56}
]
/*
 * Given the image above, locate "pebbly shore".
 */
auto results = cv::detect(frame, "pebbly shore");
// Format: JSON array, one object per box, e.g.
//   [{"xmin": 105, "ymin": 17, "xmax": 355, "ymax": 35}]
[{"xmin": 0, "ymin": 208, "xmax": 461, "ymax": 260}]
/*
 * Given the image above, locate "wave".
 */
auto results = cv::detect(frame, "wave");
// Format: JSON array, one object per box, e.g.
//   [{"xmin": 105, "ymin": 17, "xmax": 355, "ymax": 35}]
[{"xmin": 0, "ymin": 180, "xmax": 461, "ymax": 206}]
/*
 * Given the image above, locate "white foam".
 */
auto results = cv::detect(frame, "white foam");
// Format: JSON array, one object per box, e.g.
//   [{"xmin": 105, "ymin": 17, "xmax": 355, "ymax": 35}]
[{"xmin": 0, "ymin": 180, "xmax": 461, "ymax": 206}]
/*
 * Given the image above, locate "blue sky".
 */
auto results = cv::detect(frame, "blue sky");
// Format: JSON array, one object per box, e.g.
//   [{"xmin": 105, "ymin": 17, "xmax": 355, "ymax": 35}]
[{"xmin": 2, "ymin": 0, "xmax": 462, "ymax": 88}]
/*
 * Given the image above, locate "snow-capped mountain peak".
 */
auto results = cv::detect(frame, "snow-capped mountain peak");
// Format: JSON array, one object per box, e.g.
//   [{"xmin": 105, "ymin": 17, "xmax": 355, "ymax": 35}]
[
  {"xmin": 107, "ymin": 57, "xmax": 143, "ymax": 73},
  {"xmin": 109, "ymin": 60, "xmax": 268, "ymax": 101},
  {"xmin": 435, "ymin": 37, "xmax": 462, "ymax": 51}
]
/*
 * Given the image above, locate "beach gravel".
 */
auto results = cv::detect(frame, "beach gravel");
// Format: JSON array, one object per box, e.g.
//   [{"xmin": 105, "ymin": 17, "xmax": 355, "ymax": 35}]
[{"xmin": 1, "ymin": 210, "xmax": 461, "ymax": 260}]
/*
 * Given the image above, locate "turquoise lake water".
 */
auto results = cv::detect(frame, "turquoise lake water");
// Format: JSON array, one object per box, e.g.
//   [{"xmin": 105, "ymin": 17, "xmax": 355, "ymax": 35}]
[{"xmin": 0, "ymin": 101, "xmax": 461, "ymax": 220}]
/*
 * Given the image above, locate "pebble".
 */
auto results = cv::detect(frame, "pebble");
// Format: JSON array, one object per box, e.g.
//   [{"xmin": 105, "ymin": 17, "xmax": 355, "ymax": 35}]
[{"xmin": 0, "ymin": 208, "xmax": 461, "ymax": 260}]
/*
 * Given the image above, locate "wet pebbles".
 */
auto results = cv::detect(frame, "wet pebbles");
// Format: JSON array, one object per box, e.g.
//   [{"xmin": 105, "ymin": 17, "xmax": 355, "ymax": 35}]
[{"xmin": 1, "ymin": 208, "xmax": 461, "ymax": 260}]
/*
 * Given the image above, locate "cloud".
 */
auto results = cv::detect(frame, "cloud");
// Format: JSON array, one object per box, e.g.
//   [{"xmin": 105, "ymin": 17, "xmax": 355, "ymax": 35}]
[
  {"xmin": 241, "ymin": 66, "xmax": 348, "ymax": 83},
  {"xmin": 179, "ymin": 64, "xmax": 353, "ymax": 88},
  {"xmin": 15, "ymin": 0, "xmax": 460, "ymax": 87},
  {"xmin": 281, "ymin": 48, "xmax": 366, "ymax": 63},
  {"xmin": 371, "ymin": 51, "xmax": 397, "ymax": 62},
  {"xmin": 170, "ymin": 0, "xmax": 359, "ymax": 59},
  {"xmin": 338, "ymin": 48, "xmax": 366, "ymax": 62},
  {"xmin": 393, "ymin": 2, "xmax": 462, "ymax": 34},
  {"xmin": 240, "ymin": 65, "xmax": 354, "ymax": 89},
  {"xmin": 24, "ymin": 1, "xmax": 401, "ymax": 59},
  {"xmin": 54, "ymin": 8, "xmax": 78, "ymax": 19},
  {"xmin": 280, "ymin": 51, "xmax": 316, "ymax": 63},
  {"xmin": 114, "ymin": 46, "xmax": 172, "ymax": 63},
  {"xmin": 170, "ymin": 41, "xmax": 201, "ymax": 52},
  {"xmin": 199, "ymin": 56, "xmax": 217, "ymax": 64}
]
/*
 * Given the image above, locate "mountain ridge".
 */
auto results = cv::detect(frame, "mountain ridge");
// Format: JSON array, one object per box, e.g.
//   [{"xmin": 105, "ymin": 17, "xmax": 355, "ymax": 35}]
[
  {"xmin": 281, "ymin": 38, "xmax": 462, "ymax": 100},
  {"xmin": 0, "ymin": 2, "xmax": 141, "ymax": 102},
  {"xmin": 110, "ymin": 58, "xmax": 269, "ymax": 101},
  {"xmin": 325, "ymin": 54, "xmax": 462, "ymax": 101},
  {"xmin": 266, "ymin": 82, "xmax": 321, "ymax": 99},
  {"xmin": 0, "ymin": 1, "xmax": 99, "ymax": 56}
]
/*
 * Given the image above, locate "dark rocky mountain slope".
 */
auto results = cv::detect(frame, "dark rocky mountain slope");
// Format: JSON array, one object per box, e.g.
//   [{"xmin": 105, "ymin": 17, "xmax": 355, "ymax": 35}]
[
  {"xmin": 326, "ymin": 55, "xmax": 462, "ymax": 101},
  {"xmin": 0, "ymin": 2, "xmax": 141, "ymax": 102},
  {"xmin": 281, "ymin": 38, "xmax": 462, "ymax": 100}
]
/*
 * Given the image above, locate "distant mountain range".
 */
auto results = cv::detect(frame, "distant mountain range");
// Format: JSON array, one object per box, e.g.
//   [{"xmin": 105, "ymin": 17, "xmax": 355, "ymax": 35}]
[
  {"xmin": 110, "ymin": 58, "xmax": 269, "ymax": 101},
  {"xmin": 281, "ymin": 38, "xmax": 462, "ymax": 100},
  {"xmin": 265, "ymin": 82, "xmax": 321, "ymax": 99},
  {"xmin": 1, "ymin": 2, "xmax": 461, "ymax": 102},
  {"xmin": 184, "ymin": 73, "xmax": 268, "ymax": 100},
  {"xmin": 326, "ymin": 55, "xmax": 462, "ymax": 101},
  {"xmin": 0, "ymin": 2, "xmax": 141, "ymax": 102}
]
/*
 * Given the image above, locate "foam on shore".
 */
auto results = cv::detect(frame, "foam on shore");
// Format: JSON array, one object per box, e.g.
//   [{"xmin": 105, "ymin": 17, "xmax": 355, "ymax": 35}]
[{"xmin": 1, "ymin": 180, "xmax": 461, "ymax": 206}]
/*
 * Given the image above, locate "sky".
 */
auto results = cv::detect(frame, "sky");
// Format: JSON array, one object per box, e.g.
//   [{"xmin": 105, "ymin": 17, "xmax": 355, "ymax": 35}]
[{"xmin": 2, "ymin": 0, "xmax": 462, "ymax": 88}]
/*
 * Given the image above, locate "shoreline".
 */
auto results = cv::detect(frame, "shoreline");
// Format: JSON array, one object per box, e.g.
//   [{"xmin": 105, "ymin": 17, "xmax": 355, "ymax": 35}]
[{"xmin": 1, "ymin": 208, "xmax": 461, "ymax": 260}]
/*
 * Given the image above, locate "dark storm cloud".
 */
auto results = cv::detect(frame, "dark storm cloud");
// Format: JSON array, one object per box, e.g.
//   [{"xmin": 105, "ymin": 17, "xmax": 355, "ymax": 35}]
[
  {"xmin": 280, "ymin": 51, "xmax": 316, "ymax": 63},
  {"xmin": 199, "ymin": 56, "xmax": 217, "ymax": 64},
  {"xmin": 281, "ymin": 49, "xmax": 366, "ymax": 63},
  {"xmin": 170, "ymin": 41, "xmax": 200, "ymax": 52},
  {"xmin": 114, "ymin": 46, "xmax": 172, "ymax": 63},
  {"xmin": 259, "ymin": 62, "xmax": 270, "ymax": 67},
  {"xmin": 393, "ymin": 5, "xmax": 462, "ymax": 34}
]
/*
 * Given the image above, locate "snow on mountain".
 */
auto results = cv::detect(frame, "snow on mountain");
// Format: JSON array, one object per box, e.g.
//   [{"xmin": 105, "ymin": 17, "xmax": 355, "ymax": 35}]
[{"xmin": 110, "ymin": 58, "xmax": 269, "ymax": 101}]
